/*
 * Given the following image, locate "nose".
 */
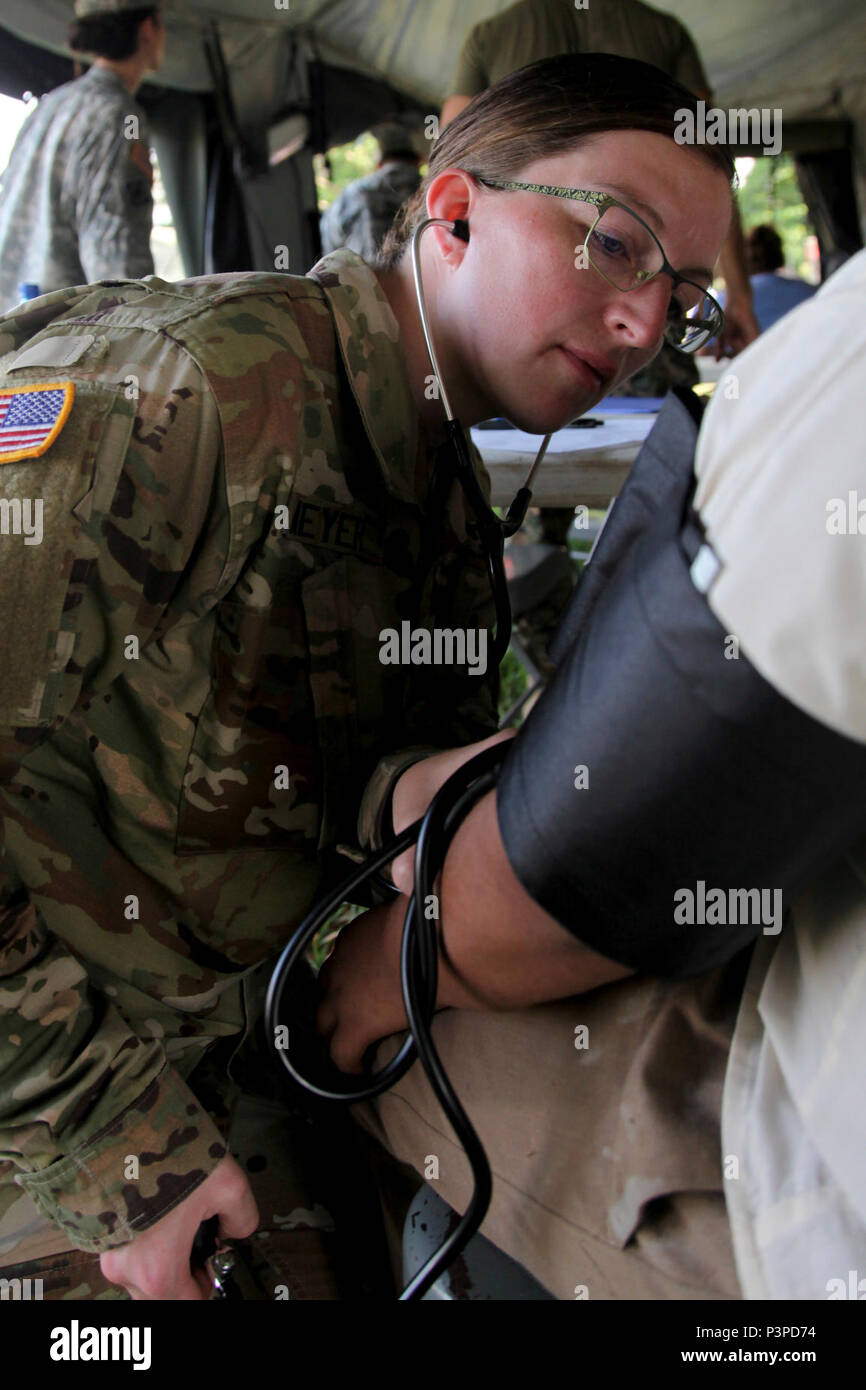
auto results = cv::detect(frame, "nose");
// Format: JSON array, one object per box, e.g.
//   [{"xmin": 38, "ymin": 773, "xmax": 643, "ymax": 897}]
[{"xmin": 602, "ymin": 276, "xmax": 671, "ymax": 351}]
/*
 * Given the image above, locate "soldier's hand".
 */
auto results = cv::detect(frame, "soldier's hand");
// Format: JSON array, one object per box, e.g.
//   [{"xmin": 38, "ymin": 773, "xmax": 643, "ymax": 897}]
[
  {"xmin": 389, "ymin": 729, "xmax": 515, "ymax": 892},
  {"xmin": 99, "ymin": 1154, "xmax": 259, "ymax": 1300}
]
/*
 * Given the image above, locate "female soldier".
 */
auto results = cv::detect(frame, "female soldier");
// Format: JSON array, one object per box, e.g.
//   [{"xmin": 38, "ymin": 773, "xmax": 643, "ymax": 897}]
[{"xmin": 0, "ymin": 53, "xmax": 733, "ymax": 1299}]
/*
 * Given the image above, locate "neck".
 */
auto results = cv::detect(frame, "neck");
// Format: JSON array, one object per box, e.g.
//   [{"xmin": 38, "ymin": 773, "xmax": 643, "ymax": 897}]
[
  {"xmin": 94, "ymin": 54, "xmax": 148, "ymax": 96},
  {"xmin": 375, "ymin": 252, "xmax": 488, "ymax": 434}
]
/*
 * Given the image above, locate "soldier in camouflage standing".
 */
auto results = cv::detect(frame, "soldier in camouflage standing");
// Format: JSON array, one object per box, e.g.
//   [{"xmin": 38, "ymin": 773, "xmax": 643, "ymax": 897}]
[
  {"xmin": 320, "ymin": 124, "xmax": 422, "ymax": 265},
  {"xmin": 0, "ymin": 1, "xmax": 165, "ymax": 313}
]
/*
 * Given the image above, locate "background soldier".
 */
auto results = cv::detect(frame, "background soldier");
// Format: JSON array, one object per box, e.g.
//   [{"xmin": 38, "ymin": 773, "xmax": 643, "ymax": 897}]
[
  {"xmin": 320, "ymin": 123, "xmax": 423, "ymax": 264},
  {"xmin": 0, "ymin": 1, "xmax": 165, "ymax": 312}
]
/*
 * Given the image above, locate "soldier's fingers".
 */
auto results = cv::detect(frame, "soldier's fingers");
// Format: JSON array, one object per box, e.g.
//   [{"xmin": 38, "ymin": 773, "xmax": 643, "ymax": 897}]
[{"xmin": 216, "ymin": 1181, "xmax": 260, "ymax": 1242}]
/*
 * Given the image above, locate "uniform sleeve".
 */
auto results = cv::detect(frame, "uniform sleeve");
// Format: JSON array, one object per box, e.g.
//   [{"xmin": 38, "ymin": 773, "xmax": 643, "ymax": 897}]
[
  {"xmin": 358, "ymin": 446, "xmax": 500, "ymax": 848},
  {"xmin": 75, "ymin": 119, "xmax": 155, "ymax": 284},
  {"xmin": 448, "ymin": 26, "xmax": 488, "ymax": 97},
  {"xmin": 0, "ymin": 339, "xmax": 230, "ymax": 1252}
]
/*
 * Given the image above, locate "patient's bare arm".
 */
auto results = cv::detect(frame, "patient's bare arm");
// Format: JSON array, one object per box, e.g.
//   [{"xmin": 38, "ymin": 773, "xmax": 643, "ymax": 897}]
[{"xmin": 316, "ymin": 786, "xmax": 631, "ymax": 1074}]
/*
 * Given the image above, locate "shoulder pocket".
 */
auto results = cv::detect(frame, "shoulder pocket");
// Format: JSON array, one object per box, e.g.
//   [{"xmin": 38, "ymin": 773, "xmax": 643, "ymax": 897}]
[{"xmin": 0, "ymin": 379, "xmax": 134, "ymax": 729}]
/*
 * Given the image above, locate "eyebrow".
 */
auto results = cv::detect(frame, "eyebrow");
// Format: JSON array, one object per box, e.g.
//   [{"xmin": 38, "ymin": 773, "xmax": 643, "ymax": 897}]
[
  {"xmin": 585, "ymin": 183, "xmax": 715, "ymax": 283},
  {"xmin": 598, "ymin": 181, "xmax": 665, "ymax": 231}
]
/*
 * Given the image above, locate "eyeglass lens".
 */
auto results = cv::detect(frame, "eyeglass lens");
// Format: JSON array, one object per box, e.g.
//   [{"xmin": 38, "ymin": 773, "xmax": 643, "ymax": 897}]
[{"xmin": 585, "ymin": 206, "xmax": 717, "ymax": 350}]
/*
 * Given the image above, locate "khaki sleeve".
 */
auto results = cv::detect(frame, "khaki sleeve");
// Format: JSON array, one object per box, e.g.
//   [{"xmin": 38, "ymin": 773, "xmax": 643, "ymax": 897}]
[
  {"xmin": 0, "ymin": 334, "xmax": 230, "ymax": 1250},
  {"xmin": 448, "ymin": 27, "xmax": 488, "ymax": 97}
]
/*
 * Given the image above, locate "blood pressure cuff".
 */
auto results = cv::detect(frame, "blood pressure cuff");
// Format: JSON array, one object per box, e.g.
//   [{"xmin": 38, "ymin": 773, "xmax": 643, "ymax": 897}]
[{"xmin": 497, "ymin": 392, "xmax": 866, "ymax": 979}]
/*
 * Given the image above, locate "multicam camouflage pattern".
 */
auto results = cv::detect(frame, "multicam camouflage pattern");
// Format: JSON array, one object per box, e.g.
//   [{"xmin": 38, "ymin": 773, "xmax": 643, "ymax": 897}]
[
  {"xmin": 0, "ymin": 1084, "xmax": 391, "ymax": 1300},
  {"xmin": 0, "ymin": 248, "xmax": 498, "ymax": 1259},
  {"xmin": 0, "ymin": 66, "xmax": 154, "ymax": 312},
  {"xmin": 319, "ymin": 161, "xmax": 421, "ymax": 264}
]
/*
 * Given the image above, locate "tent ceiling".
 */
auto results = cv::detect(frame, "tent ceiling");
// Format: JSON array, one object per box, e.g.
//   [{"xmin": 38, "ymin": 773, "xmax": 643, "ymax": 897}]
[{"xmin": 1, "ymin": 0, "xmax": 864, "ymax": 124}]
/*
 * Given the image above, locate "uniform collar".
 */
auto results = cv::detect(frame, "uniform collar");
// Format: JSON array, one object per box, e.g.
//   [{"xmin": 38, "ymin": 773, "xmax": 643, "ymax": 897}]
[
  {"xmin": 81, "ymin": 64, "xmax": 139, "ymax": 102},
  {"xmin": 308, "ymin": 248, "xmax": 423, "ymax": 503}
]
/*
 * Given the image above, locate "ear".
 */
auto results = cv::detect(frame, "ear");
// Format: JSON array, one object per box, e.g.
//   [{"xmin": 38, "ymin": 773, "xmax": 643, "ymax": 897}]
[{"xmin": 424, "ymin": 168, "xmax": 477, "ymax": 265}]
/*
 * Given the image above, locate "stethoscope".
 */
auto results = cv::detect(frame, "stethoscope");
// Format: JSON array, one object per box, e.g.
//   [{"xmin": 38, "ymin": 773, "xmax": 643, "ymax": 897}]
[
  {"xmin": 409, "ymin": 216, "xmax": 553, "ymax": 665},
  {"xmin": 264, "ymin": 219, "xmax": 558, "ymax": 1299}
]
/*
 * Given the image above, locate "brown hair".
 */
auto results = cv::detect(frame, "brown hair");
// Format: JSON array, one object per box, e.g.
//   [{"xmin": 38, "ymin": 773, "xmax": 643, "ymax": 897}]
[
  {"xmin": 379, "ymin": 53, "xmax": 736, "ymax": 268},
  {"xmin": 68, "ymin": 7, "xmax": 158, "ymax": 62}
]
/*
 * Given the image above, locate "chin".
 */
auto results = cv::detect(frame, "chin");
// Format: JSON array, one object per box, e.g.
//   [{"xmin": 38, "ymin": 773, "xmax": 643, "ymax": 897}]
[{"xmin": 509, "ymin": 399, "xmax": 591, "ymax": 435}]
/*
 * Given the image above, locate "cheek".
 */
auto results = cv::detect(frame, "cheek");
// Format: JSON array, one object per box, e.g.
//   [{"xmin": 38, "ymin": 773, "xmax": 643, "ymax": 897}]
[{"xmin": 484, "ymin": 238, "xmax": 576, "ymax": 353}]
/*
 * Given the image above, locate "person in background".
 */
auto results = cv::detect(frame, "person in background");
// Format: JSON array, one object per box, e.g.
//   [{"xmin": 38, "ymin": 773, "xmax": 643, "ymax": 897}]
[
  {"xmin": 441, "ymin": 0, "xmax": 760, "ymax": 357},
  {"xmin": 320, "ymin": 123, "xmax": 422, "ymax": 264},
  {"xmin": 745, "ymin": 223, "xmax": 816, "ymax": 332},
  {"xmin": 0, "ymin": 0, "xmax": 164, "ymax": 312}
]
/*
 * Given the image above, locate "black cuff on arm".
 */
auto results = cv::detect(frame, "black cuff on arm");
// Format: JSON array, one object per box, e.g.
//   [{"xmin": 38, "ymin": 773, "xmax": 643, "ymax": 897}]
[{"xmin": 497, "ymin": 500, "xmax": 866, "ymax": 980}]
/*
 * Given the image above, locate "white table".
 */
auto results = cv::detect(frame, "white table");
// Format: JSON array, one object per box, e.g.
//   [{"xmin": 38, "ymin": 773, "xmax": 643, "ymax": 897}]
[{"xmin": 472, "ymin": 412, "xmax": 657, "ymax": 509}]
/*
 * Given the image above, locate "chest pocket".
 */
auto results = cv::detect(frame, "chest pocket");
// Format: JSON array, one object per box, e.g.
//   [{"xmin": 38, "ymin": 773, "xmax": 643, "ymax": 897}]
[{"xmin": 0, "ymin": 378, "xmax": 133, "ymax": 732}]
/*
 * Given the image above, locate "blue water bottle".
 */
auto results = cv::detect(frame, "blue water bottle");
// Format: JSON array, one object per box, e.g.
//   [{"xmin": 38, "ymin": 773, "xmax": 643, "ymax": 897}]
[{"xmin": 18, "ymin": 282, "xmax": 40, "ymax": 301}]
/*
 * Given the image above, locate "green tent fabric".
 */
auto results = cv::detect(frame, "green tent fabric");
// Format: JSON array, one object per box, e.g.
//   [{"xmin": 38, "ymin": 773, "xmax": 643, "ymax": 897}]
[
  {"xmin": 2, "ymin": 0, "xmax": 864, "ymax": 267},
  {"xmin": 2, "ymin": 0, "xmax": 863, "ymax": 125}
]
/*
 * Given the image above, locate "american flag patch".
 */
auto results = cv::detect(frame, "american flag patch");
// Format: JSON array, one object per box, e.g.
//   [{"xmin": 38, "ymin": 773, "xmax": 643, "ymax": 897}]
[{"xmin": 0, "ymin": 382, "xmax": 75, "ymax": 464}]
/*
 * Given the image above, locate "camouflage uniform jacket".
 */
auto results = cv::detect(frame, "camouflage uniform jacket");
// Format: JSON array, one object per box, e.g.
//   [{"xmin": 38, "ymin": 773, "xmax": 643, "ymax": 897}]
[
  {"xmin": 320, "ymin": 161, "xmax": 421, "ymax": 264},
  {"xmin": 0, "ymin": 66, "xmax": 154, "ymax": 312},
  {"xmin": 0, "ymin": 249, "xmax": 498, "ymax": 1253}
]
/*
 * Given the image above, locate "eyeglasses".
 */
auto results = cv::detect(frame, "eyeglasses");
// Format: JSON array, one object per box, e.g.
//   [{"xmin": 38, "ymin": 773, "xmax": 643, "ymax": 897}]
[{"xmin": 476, "ymin": 177, "xmax": 724, "ymax": 353}]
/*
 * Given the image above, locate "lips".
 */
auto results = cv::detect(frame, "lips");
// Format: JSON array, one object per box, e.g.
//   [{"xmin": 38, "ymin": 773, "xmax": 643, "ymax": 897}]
[{"xmin": 558, "ymin": 344, "xmax": 619, "ymax": 389}]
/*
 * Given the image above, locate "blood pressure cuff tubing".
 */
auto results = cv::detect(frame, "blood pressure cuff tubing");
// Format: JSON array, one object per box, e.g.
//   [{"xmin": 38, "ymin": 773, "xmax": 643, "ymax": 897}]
[{"xmin": 496, "ymin": 479, "xmax": 866, "ymax": 980}]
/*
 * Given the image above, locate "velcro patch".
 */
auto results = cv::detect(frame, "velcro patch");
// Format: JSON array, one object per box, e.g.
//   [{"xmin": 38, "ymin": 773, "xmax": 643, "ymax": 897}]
[{"xmin": 0, "ymin": 382, "xmax": 75, "ymax": 464}]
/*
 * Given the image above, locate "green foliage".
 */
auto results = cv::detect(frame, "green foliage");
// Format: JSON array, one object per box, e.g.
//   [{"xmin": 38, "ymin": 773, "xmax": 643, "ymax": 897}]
[
  {"xmin": 498, "ymin": 646, "xmax": 529, "ymax": 723},
  {"xmin": 736, "ymin": 154, "xmax": 817, "ymax": 279},
  {"xmin": 314, "ymin": 135, "xmax": 380, "ymax": 211}
]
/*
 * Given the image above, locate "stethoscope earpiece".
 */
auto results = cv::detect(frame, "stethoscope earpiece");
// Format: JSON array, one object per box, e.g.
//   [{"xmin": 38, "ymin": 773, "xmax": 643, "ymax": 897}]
[{"xmin": 451, "ymin": 218, "xmax": 470, "ymax": 242}]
